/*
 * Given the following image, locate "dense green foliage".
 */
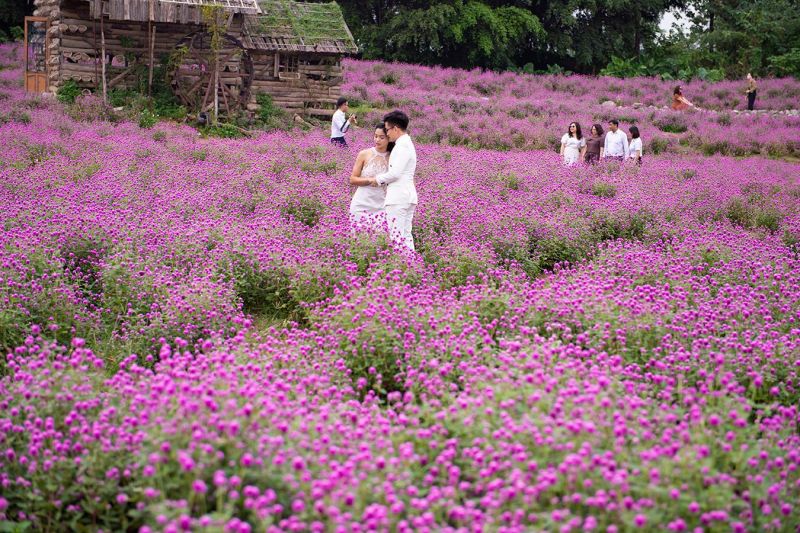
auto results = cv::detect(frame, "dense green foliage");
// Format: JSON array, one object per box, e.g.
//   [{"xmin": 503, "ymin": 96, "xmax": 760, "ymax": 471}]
[
  {"xmin": 335, "ymin": 0, "xmax": 800, "ymax": 78},
  {"xmin": 2, "ymin": 0, "xmax": 797, "ymax": 78}
]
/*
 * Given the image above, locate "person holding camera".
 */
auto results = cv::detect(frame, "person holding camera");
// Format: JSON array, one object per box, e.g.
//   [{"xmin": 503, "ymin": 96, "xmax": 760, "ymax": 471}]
[{"xmin": 331, "ymin": 97, "xmax": 357, "ymax": 147}]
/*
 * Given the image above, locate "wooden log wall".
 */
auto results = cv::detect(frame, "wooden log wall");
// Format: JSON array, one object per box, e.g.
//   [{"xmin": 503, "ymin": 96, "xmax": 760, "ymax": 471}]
[
  {"xmin": 59, "ymin": 1, "xmax": 198, "ymax": 89},
  {"xmin": 43, "ymin": 0, "xmax": 348, "ymax": 116},
  {"xmin": 248, "ymin": 52, "xmax": 343, "ymax": 116}
]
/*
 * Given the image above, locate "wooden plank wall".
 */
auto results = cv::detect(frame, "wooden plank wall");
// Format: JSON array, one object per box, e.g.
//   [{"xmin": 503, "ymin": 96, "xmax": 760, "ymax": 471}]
[
  {"xmin": 249, "ymin": 52, "xmax": 343, "ymax": 116},
  {"xmin": 57, "ymin": 3, "xmax": 346, "ymax": 116}
]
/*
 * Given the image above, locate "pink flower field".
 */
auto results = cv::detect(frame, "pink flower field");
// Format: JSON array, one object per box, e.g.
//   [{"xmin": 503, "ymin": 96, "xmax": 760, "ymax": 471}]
[{"xmin": 1, "ymin": 43, "xmax": 800, "ymax": 531}]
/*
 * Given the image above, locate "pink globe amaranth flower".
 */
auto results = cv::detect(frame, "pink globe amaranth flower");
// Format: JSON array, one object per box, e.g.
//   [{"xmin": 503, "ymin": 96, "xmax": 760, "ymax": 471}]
[
  {"xmin": 116, "ymin": 493, "xmax": 128, "ymax": 505},
  {"xmin": 192, "ymin": 479, "xmax": 208, "ymax": 494},
  {"xmin": 0, "ymin": 497, "xmax": 7, "ymax": 511},
  {"xmin": 634, "ymin": 514, "xmax": 647, "ymax": 527}
]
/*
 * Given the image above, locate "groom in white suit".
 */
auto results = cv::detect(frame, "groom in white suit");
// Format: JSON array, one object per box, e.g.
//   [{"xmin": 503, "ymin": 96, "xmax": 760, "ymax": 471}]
[{"xmin": 372, "ymin": 110, "xmax": 418, "ymax": 251}]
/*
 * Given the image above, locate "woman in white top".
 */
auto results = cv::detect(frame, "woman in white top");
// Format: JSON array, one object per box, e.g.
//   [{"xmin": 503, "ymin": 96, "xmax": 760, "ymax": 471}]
[
  {"xmin": 628, "ymin": 125, "xmax": 643, "ymax": 165},
  {"xmin": 560, "ymin": 122, "xmax": 587, "ymax": 165},
  {"xmin": 349, "ymin": 124, "xmax": 393, "ymax": 227}
]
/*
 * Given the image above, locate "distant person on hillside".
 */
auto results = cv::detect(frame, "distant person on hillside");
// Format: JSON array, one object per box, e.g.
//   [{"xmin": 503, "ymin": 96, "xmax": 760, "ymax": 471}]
[
  {"xmin": 331, "ymin": 97, "xmax": 357, "ymax": 147},
  {"xmin": 602, "ymin": 119, "xmax": 628, "ymax": 161},
  {"xmin": 348, "ymin": 124, "xmax": 393, "ymax": 228},
  {"xmin": 368, "ymin": 110, "xmax": 418, "ymax": 251},
  {"xmin": 584, "ymin": 124, "xmax": 605, "ymax": 165},
  {"xmin": 628, "ymin": 126, "xmax": 643, "ymax": 166},
  {"xmin": 744, "ymin": 73, "xmax": 757, "ymax": 111},
  {"xmin": 671, "ymin": 86, "xmax": 695, "ymax": 111},
  {"xmin": 560, "ymin": 122, "xmax": 586, "ymax": 165}
]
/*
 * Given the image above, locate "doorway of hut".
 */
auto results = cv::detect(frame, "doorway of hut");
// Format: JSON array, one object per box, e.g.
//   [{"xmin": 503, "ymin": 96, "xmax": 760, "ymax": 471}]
[{"xmin": 24, "ymin": 16, "xmax": 49, "ymax": 93}]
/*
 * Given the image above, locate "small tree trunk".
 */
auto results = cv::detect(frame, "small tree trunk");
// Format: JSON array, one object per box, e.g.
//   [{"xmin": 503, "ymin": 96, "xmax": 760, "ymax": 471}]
[{"xmin": 100, "ymin": 14, "xmax": 107, "ymax": 102}]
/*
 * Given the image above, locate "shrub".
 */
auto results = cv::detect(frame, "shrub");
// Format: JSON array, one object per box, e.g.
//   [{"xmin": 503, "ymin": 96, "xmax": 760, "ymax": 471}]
[
  {"xmin": 649, "ymin": 136, "xmax": 671, "ymax": 154},
  {"xmin": 592, "ymin": 181, "xmax": 617, "ymax": 198},
  {"xmin": 228, "ymin": 255, "xmax": 300, "ymax": 319},
  {"xmin": 205, "ymin": 122, "xmax": 244, "ymax": 138},
  {"xmin": 722, "ymin": 197, "xmax": 783, "ymax": 233},
  {"xmin": 67, "ymin": 94, "xmax": 113, "ymax": 122},
  {"xmin": 654, "ymin": 114, "xmax": 688, "ymax": 133},
  {"xmin": 56, "ymin": 80, "xmax": 82, "ymax": 104},
  {"xmin": 255, "ymin": 93, "xmax": 283, "ymax": 126},
  {"xmin": 380, "ymin": 72, "xmax": 398, "ymax": 85},
  {"xmin": 280, "ymin": 196, "xmax": 327, "ymax": 227},
  {"xmin": 138, "ymin": 109, "xmax": 158, "ymax": 129},
  {"xmin": 497, "ymin": 171, "xmax": 521, "ymax": 191}
]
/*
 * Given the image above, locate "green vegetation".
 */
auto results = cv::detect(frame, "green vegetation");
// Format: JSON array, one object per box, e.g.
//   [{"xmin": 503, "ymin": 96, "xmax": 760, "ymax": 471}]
[{"xmin": 56, "ymin": 80, "xmax": 82, "ymax": 104}]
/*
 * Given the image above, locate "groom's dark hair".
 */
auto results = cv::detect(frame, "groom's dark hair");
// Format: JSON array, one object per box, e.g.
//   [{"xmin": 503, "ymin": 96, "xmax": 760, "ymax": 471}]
[
  {"xmin": 336, "ymin": 96, "xmax": 348, "ymax": 108},
  {"xmin": 383, "ymin": 110, "xmax": 409, "ymax": 131}
]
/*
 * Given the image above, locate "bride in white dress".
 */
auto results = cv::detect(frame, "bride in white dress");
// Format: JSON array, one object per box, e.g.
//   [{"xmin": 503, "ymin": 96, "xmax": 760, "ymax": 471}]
[{"xmin": 349, "ymin": 125, "xmax": 393, "ymax": 227}]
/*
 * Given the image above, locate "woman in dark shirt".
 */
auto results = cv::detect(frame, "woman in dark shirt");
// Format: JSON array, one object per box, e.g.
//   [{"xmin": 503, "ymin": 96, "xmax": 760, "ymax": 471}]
[{"xmin": 584, "ymin": 124, "xmax": 604, "ymax": 164}]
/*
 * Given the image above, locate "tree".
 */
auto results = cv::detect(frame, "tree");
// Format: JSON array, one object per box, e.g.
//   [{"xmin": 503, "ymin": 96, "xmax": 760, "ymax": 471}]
[
  {"xmin": 335, "ymin": 0, "xmax": 544, "ymax": 71},
  {"xmin": 0, "ymin": 0, "xmax": 32, "ymax": 41}
]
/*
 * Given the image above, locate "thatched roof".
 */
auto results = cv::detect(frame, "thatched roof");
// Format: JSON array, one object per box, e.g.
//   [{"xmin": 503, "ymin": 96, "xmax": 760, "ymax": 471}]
[{"xmin": 241, "ymin": 0, "xmax": 357, "ymax": 54}]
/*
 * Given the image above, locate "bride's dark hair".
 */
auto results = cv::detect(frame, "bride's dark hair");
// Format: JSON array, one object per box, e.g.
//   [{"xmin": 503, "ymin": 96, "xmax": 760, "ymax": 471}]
[{"xmin": 377, "ymin": 124, "xmax": 396, "ymax": 153}]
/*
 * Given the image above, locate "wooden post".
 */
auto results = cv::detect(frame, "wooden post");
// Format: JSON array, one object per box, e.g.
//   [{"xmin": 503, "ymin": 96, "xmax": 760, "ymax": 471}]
[
  {"xmin": 93, "ymin": 18, "xmax": 98, "ymax": 88},
  {"xmin": 213, "ymin": 59, "xmax": 219, "ymax": 123},
  {"xmin": 147, "ymin": 0, "xmax": 155, "ymax": 96},
  {"xmin": 100, "ymin": 10, "xmax": 107, "ymax": 101}
]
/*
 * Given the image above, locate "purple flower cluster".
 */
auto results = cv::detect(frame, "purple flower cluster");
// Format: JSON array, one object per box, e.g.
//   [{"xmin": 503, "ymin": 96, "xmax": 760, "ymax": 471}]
[
  {"xmin": 342, "ymin": 59, "xmax": 800, "ymax": 157},
  {"xmin": 1, "ymin": 42, "xmax": 799, "ymax": 531}
]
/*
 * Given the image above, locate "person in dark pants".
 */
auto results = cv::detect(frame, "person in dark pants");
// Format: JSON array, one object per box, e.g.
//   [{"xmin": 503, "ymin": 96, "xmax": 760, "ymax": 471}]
[
  {"xmin": 745, "ymin": 73, "xmax": 757, "ymax": 111},
  {"xmin": 331, "ymin": 97, "xmax": 357, "ymax": 147}
]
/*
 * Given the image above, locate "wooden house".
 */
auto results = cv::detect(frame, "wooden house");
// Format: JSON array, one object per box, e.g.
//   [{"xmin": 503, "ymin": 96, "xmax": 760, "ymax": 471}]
[{"xmin": 27, "ymin": 0, "xmax": 357, "ymax": 117}]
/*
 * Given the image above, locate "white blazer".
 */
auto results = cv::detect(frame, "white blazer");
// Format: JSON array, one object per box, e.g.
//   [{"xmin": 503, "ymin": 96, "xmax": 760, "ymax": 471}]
[{"xmin": 376, "ymin": 134, "xmax": 418, "ymax": 206}]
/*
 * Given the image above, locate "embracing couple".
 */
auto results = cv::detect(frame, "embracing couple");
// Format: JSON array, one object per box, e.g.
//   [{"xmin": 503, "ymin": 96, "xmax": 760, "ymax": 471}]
[{"xmin": 348, "ymin": 110, "xmax": 417, "ymax": 252}]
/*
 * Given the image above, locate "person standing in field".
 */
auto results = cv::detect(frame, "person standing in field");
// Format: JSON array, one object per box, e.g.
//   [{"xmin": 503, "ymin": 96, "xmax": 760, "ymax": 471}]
[
  {"xmin": 368, "ymin": 110, "xmax": 418, "ymax": 251},
  {"xmin": 584, "ymin": 124, "xmax": 605, "ymax": 164},
  {"xmin": 560, "ymin": 122, "xmax": 586, "ymax": 165},
  {"xmin": 602, "ymin": 119, "xmax": 628, "ymax": 161},
  {"xmin": 628, "ymin": 125, "xmax": 643, "ymax": 166},
  {"xmin": 744, "ymin": 73, "xmax": 757, "ymax": 111},
  {"xmin": 331, "ymin": 97, "xmax": 357, "ymax": 147},
  {"xmin": 348, "ymin": 124, "xmax": 393, "ymax": 228}
]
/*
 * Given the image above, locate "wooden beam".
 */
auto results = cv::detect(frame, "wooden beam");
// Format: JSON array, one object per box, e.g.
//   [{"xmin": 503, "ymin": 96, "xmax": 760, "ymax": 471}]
[{"xmin": 107, "ymin": 63, "xmax": 138, "ymax": 87}]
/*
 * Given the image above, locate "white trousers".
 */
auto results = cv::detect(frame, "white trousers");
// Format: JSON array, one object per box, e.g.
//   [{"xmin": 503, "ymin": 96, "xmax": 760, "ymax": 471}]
[{"xmin": 385, "ymin": 203, "xmax": 416, "ymax": 251}]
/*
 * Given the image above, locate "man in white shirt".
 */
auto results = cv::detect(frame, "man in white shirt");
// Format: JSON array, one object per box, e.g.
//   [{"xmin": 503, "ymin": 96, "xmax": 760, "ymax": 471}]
[
  {"xmin": 331, "ymin": 97, "xmax": 356, "ymax": 147},
  {"xmin": 371, "ymin": 110, "xmax": 418, "ymax": 251},
  {"xmin": 602, "ymin": 119, "xmax": 629, "ymax": 161}
]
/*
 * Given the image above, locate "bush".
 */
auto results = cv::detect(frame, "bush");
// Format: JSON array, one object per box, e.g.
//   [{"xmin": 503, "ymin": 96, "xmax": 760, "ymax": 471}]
[
  {"xmin": 722, "ymin": 197, "xmax": 783, "ymax": 233},
  {"xmin": 649, "ymin": 136, "xmax": 672, "ymax": 154},
  {"xmin": 768, "ymin": 48, "xmax": 800, "ymax": 78},
  {"xmin": 228, "ymin": 255, "xmax": 300, "ymax": 319},
  {"xmin": 56, "ymin": 80, "xmax": 82, "ymax": 104},
  {"xmin": 592, "ymin": 181, "xmax": 617, "ymax": 198},
  {"xmin": 379, "ymin": 72, "xmax": 398, "ymax": 85},
  {"xmin": 138, "ymin": 109, "xmax": 158, "ymax": 129},
  {"xmin": 67, "ymin": 94, "xmax": 113, "ymax": 122},
  {"xmin": 204, "ymin": 122, "xmax": 244, "ymax": 138},
  {"xmin": 255, "ymin": 93, "xmax": 284, "ymax": 126},
  {"xmin": 280, "ymin": 196, "xmax": 327, "ymax": 227},
  {"xmin": 654, "ymin": 114, "xmax": 688, "ymax": 133}
]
